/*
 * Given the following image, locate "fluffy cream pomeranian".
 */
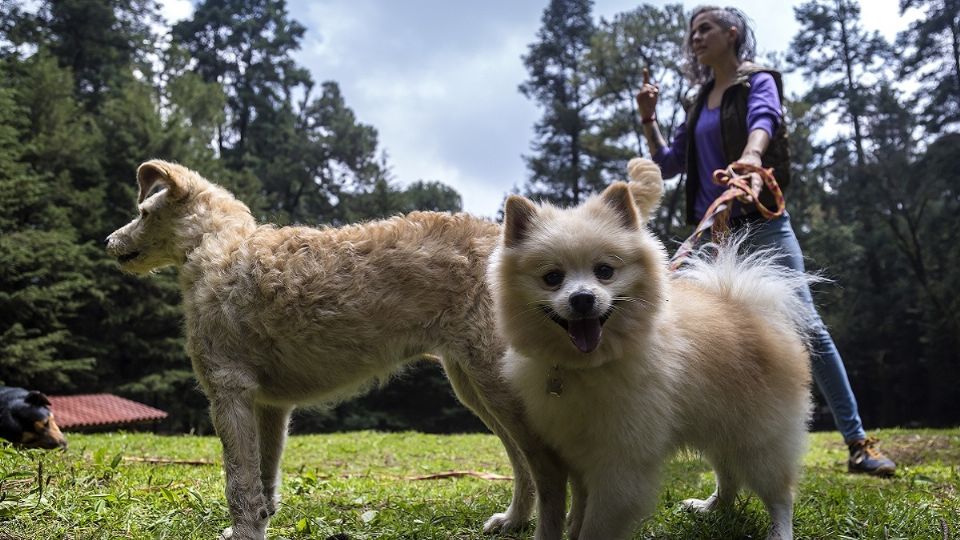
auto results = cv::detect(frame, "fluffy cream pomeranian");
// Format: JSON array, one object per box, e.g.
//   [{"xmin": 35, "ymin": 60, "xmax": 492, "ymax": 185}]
[{"xmin": 487, "ymin": 159, "xmax": 813, "ymax": 540}]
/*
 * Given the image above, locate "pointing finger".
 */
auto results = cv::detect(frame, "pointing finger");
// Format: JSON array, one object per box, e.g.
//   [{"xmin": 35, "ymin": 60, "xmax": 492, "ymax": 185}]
[{"xmin": 643, "ymin": 68, "xmax": 650, "ymax": 85}]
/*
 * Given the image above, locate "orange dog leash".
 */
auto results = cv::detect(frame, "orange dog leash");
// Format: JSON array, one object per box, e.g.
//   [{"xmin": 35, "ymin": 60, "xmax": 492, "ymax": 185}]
[{"xmin": 669, "ymin": 163, "xmax": 785, "ymax": 271}]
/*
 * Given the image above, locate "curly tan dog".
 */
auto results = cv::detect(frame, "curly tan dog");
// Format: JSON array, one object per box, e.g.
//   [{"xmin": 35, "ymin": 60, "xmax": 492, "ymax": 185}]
[{"xmin": 106, "ymin": 160, "xmax": 568, "ymax": 540}]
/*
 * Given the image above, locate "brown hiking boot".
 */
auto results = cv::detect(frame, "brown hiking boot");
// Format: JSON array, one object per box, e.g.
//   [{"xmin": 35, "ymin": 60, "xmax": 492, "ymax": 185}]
[{"xmin": 848, "ymin": 437, "xmax": 896, "ymax": 477}]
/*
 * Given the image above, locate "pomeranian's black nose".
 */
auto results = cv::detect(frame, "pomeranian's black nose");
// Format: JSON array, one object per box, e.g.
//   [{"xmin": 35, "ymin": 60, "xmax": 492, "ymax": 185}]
[{"xmin": 569, "ymin": 291, "xmax": 595, "ymax": 315}]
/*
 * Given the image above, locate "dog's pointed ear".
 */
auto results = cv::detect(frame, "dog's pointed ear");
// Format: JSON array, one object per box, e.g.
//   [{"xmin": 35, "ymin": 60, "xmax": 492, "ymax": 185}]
[
  {"xmin": 600, "ymin": 182, "xmax": 640, "ymax": 230},
  {"xmin": 137, "ymin": 160, "xmax": 186, "ymax": 204},
  {"xmin": 503, "ymin": 195, "xmax": 539, "ymax": 248},
  {"xmin": 25, "ymin": 391, "xmax": 51, "ymax": 408}
]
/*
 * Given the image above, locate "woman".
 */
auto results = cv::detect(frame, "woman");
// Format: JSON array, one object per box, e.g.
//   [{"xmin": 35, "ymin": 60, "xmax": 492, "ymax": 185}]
[{"xmin": 636, "ymin": 5, "xmax": 895, "ymax": 476}]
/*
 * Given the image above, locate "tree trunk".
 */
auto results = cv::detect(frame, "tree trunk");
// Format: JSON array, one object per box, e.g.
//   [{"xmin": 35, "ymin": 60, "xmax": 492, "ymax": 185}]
[
  {"xmin": 950, "ymin": 4, "xmax": 960, "ymax": 111},
  {"xmin": 837, "ymin": 0, "xmax": 866, "ymax": 167}
]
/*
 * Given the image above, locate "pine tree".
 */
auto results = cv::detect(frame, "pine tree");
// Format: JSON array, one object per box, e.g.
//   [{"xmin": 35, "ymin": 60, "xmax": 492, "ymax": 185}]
[
  {"xmin": 896, "ymin": 0, "xmax": 960, "ymax": 134},
  {"xmin": 248, "ymin": 81, "xmax": 382, "ymax": 225},
  {"xmin": 788, "ymin": 0, "xmax": 890, "ymax": 167},
  {"xmin": 587, "ymin": 3, "xmax": 689, "ymax": 233},
  {"xmin": 35, "ymin": 0, "xmax": 162, "ymax": 109},
  {"xmin": 0, "ymin": 57, "xmax": 100, "ymax": 390},
  {"xmin": 520, "ymin": 0, "xmax": 609, "ymax": 205},
  {"xmin": 172, "ymin": 0, "xmax": 310, "ymax": 163}
]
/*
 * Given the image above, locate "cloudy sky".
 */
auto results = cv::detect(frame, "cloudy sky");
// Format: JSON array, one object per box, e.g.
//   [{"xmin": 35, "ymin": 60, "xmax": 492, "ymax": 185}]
[{"xmin": 160, "ymin": 0, "xmax": 905, "ymax": 217}]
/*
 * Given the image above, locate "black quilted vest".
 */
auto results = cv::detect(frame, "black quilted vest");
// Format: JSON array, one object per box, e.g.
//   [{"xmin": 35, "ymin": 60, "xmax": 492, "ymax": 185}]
[{"xmin": 683, "ymin": 63, "xmax": 791, "ymax": 225}]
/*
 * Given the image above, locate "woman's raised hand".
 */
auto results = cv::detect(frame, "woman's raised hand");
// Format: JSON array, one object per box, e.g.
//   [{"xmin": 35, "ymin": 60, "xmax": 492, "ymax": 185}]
[{"xmin": 635, "ymin": 68, "xmax": 659, "ymax": 120}]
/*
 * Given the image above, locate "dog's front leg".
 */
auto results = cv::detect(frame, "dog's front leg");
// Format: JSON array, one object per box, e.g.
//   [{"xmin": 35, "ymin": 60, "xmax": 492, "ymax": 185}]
[
  {"xmin": 211, "ymin": 391, "xmax": 269, "ymax": 540},
  {"xmin": 256, "ymin": 403, "xmax": 292, "ymax": 516},
  {"xmin": 529, "ymin": 446, "xmax": 567, "ymax": 540},
  {"xmin": 575, "ymin": 468, "xmax": 658, "ymax": 540},
  {"xmin": 567, "ymin": 472, "xmax": 587, "ymax": 539},
  {"xmin": 488, "ymin": 403, "xmax": 566, "ymax": 540}
]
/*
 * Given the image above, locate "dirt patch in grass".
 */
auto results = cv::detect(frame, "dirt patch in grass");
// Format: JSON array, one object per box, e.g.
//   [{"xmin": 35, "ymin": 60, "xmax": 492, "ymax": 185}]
[{"xmin": 880, "ymin": 433, "xmax": 960, "ymax": 466}]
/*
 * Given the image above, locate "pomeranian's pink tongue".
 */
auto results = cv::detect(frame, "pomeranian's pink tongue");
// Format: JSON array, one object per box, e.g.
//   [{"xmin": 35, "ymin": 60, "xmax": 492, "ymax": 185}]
[{"xmin": 568, "ymin": 318, "xmax": 602, "ymax": 353}]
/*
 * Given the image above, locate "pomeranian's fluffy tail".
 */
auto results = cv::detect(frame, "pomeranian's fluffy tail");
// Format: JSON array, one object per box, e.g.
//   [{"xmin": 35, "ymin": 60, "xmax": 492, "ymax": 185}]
[
  {"xmin": 675, "ymin": 233, "xmax": 823, "ymax": 347},
  {"xmin": 626, "ymin": 157, "xmax": 664, "ymax": 222}
]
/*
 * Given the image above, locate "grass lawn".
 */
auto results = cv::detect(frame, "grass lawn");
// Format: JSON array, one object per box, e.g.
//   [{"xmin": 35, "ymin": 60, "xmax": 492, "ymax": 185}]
[{"xmin": 0, "ymin": 428, "xmax": 957, "ymax": 539}]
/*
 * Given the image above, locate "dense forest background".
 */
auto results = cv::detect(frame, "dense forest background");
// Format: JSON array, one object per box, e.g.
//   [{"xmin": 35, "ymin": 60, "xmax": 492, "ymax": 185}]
[{"xmin": 0, "ymin": 0, "xmax": 957, "ymax": 434}]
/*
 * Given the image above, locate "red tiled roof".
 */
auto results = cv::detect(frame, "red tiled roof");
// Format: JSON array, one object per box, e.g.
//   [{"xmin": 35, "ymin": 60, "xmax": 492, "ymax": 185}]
[{"xmin": 46, "ymin": 394, "xmax": 168, "ymax": 429}]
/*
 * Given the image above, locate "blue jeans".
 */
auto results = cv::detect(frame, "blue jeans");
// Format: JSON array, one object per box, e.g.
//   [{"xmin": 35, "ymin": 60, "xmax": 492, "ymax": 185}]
[{"xmin": 742, "ymin": 213, "xmax": 867, "ymax": 443}]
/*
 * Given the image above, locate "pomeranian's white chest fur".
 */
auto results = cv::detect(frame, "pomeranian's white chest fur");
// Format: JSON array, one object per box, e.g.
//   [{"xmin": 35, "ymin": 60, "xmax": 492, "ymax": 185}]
[{"xmin": 504, "ymin": 343, "xmax": 681, "ymax": 469}]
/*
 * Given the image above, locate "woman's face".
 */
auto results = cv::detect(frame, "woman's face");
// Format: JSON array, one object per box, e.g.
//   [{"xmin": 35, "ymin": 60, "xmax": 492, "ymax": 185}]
[{"xmin": 689, "ymin": 12, "xmax": 737, "ymax": 67}]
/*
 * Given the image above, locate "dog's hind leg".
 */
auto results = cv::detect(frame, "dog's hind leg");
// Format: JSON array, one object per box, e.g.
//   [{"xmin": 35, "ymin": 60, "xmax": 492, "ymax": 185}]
[
  {"xmin": 750, "ymin": 478, "xmax": 794, "ymax": 540},
  {"xmin": 741, "ymin": 445, "xmax": 799, "ymax": 540},
  {"xmin": 681, "ymin": 460, "xmax": 738, "ymax": 513},
  {"xmin": 256, "ymin": 403, "xmax": 293, "ymax": 517},
  {"xmin": 210, "ymin": 390, "xmax": 270, "ymax": 540},
  {"xmin": 745, "ymin": 462, "xmax": 797, "ymax": 540},
  {"xmin": 442, "ymin": 359, "xmax": 535, "ymax": 533}
]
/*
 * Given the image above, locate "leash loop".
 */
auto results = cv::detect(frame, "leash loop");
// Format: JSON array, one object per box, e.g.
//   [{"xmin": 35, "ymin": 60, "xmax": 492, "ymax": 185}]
[{"xmin": 669, "ymin": 163, "xmax": 785, "ymax": 271}]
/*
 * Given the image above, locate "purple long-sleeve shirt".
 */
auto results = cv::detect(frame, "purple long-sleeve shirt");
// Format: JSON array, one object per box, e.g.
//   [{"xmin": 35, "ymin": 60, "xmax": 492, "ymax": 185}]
[{"xmin": 653, "ymin": 72, "xmax": 782, "ymax": 220}]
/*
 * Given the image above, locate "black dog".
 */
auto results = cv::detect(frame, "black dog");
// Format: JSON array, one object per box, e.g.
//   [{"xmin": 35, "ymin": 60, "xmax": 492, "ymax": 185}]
[{"xmin": 0, "ymin": 386, "xmax": 67, "ymax": 449}]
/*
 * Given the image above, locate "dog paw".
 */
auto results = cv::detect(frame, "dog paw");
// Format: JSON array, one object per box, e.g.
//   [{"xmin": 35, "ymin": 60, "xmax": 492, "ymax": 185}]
[
  {"xmin": 265, "ymin": 497, "xmax": 280, "ymax": 516},
  {"xmin": 763, "ymin": 519, "xmax": 793, "ymax": 540},
  {"xmin": 764, "ymin": 523, "xmax": 793, "ymax": 540},
  {"xmin": 482, "ymin": 511, "xmax": 527, "ymax": 533},
  {"xmin": 219, "ymin": 524, "xmax": 266, "ymax": 540},
  {"xmin": 681, "ymin": 496, "xmax": 718, "ymax": 513}
]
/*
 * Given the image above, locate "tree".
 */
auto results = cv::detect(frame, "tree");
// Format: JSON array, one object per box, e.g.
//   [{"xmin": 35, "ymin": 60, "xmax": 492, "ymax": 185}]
[
  {"xmin": 0, "ymin": 57, "xmax": 100, "ymax": 390},
  {"xmin": 587, "ymin": 3, "xmax": 689, "ymax": 234},
  {"xmin": 520, "ymin": 0, "xmax": 613, "ymax": 206},
  {"xmin": 9, "ymin": 51, "xmax": 106, "ymax": 240},
  {"xmin": 399, "ymin": 180, "xmax": 463, "ymax": 213},
  {"xmin": 0, "ymin": 0, "xmax": 481, "ymax": 435},
  {"xmin": 172, "ymin": 2, "xmax": 382, "ymax": 227},
  {"xmin": 32, "ymin": 0, "xmax": 162, "ymax": 109},
  {"xmin": 788, "ymin": 0, "xmax": 897, "ymax": 322},
  {"xmin": 788, "ymin": 0, "xmax": 890, "ymax": 168},
  {"xmin": 172, "ymin": 0, "xmax": 310, "ymax": 163},
  {"xmin": 896, "ymin": 0, "xmax": 960, "ymax": 134},
  {"xmin": 588, "ymin": 4, "xmax": 688, "ymax": 157},
  {"xmin": 339, "ymin": 176, "xmax": 463, "ymax": 224},
  {"xmin": 248, "ymin": 81, "xmax": 382, "ymax": 225},
  {"xmin": 0, "ymin": 0, "xmax": 45, "ymax": 58}
]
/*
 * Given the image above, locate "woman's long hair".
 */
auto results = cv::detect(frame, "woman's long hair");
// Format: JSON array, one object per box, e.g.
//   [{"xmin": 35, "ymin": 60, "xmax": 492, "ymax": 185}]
[{"xmin": 683, "ymin": 6, "xmax": 757, "ymax": 86}]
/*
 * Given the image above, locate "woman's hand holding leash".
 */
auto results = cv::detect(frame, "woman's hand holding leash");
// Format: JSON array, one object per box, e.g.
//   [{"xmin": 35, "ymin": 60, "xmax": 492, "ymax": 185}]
[
  {"xmin": 731, "ymin": 152, "xmax": 763, "ymax": 204},
  {"xmin": 669, "ymin": 162, "xmax": 785, "ymax": 271}
]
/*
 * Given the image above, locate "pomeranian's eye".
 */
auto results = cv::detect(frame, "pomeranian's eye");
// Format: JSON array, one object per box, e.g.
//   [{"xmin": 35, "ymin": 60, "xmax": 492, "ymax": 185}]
[
  {"xmin": 542, "ymin": 271, "xmax": 565, "ymax": 287},
  {"xmin": 594, "ymin": 264, "xmax": 615, "ymax": 280}
]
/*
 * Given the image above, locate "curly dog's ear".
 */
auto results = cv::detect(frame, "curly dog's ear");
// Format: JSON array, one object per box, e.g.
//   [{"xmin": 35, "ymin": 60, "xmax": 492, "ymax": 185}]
[
  {"xmin": 137, "ymin": 160, "xmax": 189, "ymax": 204},
  {"xmin": 626, "ymin": 157, "xmax": 664, "ymax": 224}
]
